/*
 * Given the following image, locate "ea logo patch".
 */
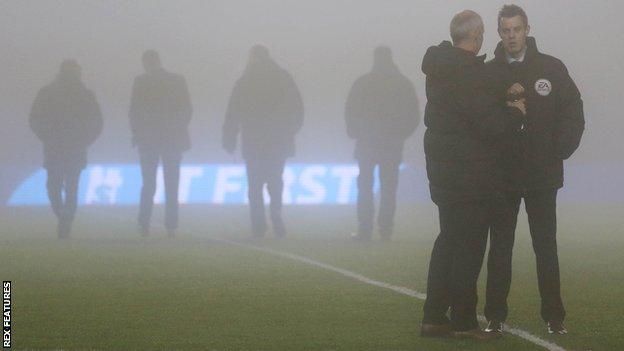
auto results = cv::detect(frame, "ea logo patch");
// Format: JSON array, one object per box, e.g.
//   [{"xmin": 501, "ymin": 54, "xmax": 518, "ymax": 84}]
[{"xmin": 534, "ymin": 78, "xmax": 552, "ymax": 96}]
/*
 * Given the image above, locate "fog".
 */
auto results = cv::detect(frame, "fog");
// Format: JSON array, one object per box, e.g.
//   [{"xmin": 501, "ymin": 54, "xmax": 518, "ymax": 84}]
[
  {"xmin": 2, "ymin": 4, "xmax": 622, "ymax": 348},
  {"xmin": 1, "ymin": 0, "xmax": 623, "ymax": 204}
]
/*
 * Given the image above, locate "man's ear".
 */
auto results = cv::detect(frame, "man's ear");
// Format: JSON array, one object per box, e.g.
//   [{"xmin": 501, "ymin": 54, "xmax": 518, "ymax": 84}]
[
  {"xmin": 525, "ymin": 24, "xmax": 531, "ymax": 36},
  {"xmin": 470, "ymin": 28, "xmax": 480, "ymax": 39}
]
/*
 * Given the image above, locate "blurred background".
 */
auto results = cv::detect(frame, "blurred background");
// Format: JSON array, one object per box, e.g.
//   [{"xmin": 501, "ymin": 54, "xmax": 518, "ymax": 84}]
[{"xmin": 1, "ymin": 0, "xmax": 622, "ymax": 205}]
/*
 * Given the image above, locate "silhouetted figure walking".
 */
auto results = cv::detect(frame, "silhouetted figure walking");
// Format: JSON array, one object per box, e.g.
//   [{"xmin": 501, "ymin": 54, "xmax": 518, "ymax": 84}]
[
  {"xmin": 345, "ymin": 46, "xmax": 420, "ymax": 241},
  {"xmin": 30, "ymin": 59, "xmax": 103, "ymax": 238},
  {"xmin": 129, "ymin": 50, "xmax": 192, "ymax": 237},
  {"xmin": 223, "ymin": 45, "xmax": 303, "ymax": 238}
]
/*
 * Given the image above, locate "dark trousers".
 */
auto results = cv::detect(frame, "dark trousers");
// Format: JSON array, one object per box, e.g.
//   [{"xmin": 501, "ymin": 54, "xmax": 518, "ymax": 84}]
[
  {"xmin": 485, "ymin": 189, "xmax": 565, "ymax": 323},
  {"xmin": 46, "ymin": 166, "xmax": 82, "ymax": 222},
  {"xmin": 245, "ymin": 156, "xmax": 286, "ymax": 236},
  {"xmin": 138, "ymin": 148, "xmax": 181, "ymax": 230},
  {"xmin": 423, "ymin": 198, "xmax": 498, "ymax": 331},
  {"xmin": 356, "ymin": 158, "xmax": 400, "ymax": 236}
]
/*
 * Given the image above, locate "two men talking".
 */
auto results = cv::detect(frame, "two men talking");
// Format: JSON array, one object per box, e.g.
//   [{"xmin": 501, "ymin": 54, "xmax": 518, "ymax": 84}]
[{"xmin": 421, "ymin": 5, "xmax": 584, "ymax": 340}]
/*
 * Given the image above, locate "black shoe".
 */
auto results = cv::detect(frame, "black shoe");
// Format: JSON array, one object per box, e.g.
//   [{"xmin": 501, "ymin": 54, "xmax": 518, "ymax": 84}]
[
  {"xmin": 350, "ymin": 231, "xmax": 372, "ymax": 242},
  {"xmin": 273, "ymin": 222, "xmax": 286, "ymax": 238},
  {"xmin": 251, "ymin": 230, "xmax": 266, "ymax": 239},
  {"xmin": 139, "ymin": 225, "xmax": 150, "ymax": 237},
  {"xmin": 547, "ymin": 321, "xmax": 568, "ymax": 335},
  {"xmin": 484, "ymin": 320, "xmax": 503, "ymax": 334},
  {"xmin": 420, "ymin": 323, "xmax": 452, "ymax": 338},
  {"xmin": 57, "ymin": 219, "xmax": 71, "ymax": 239},
  {"xmin": 351, "ymin": 229, "xmax": 373, "ymax": 242},
  {"xmin": 379, "ymin": 235, "xmax": 392, "ymax": 242},
  {"xmin": 378, "ymin": 227, "xmax": 393, "ymax": 241},
  {"xmin": 453, "ymin": 328, "xmax": 502, "ymax": 341}
]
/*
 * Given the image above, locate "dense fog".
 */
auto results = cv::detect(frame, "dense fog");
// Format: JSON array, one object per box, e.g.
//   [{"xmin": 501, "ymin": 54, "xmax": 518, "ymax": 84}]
[{"xmin": 1, "ymin": 0, "xmax": 622, "ymax": 204}]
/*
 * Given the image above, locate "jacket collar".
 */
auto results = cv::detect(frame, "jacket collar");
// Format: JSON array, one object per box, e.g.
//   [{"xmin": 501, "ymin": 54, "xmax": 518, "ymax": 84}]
[
  {"xmin": 494, "ymin": 36, "xmax": 539, "ymax": 64},
  {"xmin": 422, "ymin": 40, "xmax": 486, "ymax": 78}
]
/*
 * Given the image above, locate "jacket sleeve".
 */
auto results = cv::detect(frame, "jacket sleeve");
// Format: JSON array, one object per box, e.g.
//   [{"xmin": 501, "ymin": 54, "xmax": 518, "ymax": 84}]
[
  {"xmin": 456, "ymin": 69, "xmax": 525, "ymax": 140},
  {"xmin": 284, "ymin": 74, "xmax": 304, "ymax": 135},
  {"xmin": 128, "ymin": 77, "xmax": 142, "ymax": 140},
  {"xmin": 467, "ymin": 95, "xmax": 525, "ymax": 140},
  {"xmin": 222, "ymin": 82, "xmax": 242, "ymax": 151},
  {"xmin": 344, "ymin": 80, "xmax": 365, "ymax": 139},
  {"xmin": 29, "ymin": 88, "xmax": 51, "ymax": 143},
  {"xmin": 554, "ymin": 64, "xmax": 584, "ymax": 159},
  {"xmin": 85, "ymin": 90, "xmax": 103, "ymax": 146},
  {"xmin": 177, "ymin": 76, "xmax": 193, "ymax": 126},
  {"xmin": 396, "ymin": 80, "xmax": 420, "ymax": 140}
]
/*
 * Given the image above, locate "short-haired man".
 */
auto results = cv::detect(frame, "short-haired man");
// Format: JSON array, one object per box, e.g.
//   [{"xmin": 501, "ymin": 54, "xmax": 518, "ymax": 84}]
[
  {"xmin": 30, "ymin": 60, "xmax": 103, "ymax": 238},
  {"xmin": 223, "ymin": 45, "xmax": 304, "ymax": 238},
  {"xmin": 483, "ymin": 4, "xmax": 584, "ymax": 335},
  {"xmin": 129, "ymin": 50, "xmax": 193, "ymax": 237},
  {"xmin": 420, "ymin": 10, "xmax": 526, "ymax": 340},
  {"xmin": 345, "ymin": 46, "xmax": 420, "ymax": 241}
]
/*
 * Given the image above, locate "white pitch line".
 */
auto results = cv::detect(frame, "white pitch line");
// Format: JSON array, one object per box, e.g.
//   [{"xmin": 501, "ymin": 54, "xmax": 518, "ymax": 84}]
[{"xmin": 213, "ymin": 237, "xmax": 568, "ymax": 351}]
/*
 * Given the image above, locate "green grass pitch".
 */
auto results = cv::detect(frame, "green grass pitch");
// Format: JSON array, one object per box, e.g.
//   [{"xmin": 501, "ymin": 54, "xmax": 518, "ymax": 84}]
[{"xmin": 1, "ymin": 204, "xmax": 623, "ymax": 350}]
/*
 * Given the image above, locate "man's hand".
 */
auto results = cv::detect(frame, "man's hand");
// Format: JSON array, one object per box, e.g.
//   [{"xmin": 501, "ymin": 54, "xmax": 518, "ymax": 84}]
[
  {"xmin": 507, "ymin": 83, "xmax": 525, "ymax": 99},
  {"xmin": 507, "ymin": 98, "xmax": 527, "ymax": 115}
]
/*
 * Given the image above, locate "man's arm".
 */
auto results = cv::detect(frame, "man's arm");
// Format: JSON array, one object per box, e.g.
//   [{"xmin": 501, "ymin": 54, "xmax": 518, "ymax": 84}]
[
  {"xmin": 128, "ymin": 77, "xmax": 142, "ymax": 146},
  {"xmin": 29, "ymin": 88, "xmax": 50, "ymax": 143},
  {"xmin": 284, "ymin": 73, "xmax": 304, "ymax": 135},
  {"xmin": 344, "ymin": 79, "xmax": 365, "ymax": 139},
  {"xmin": 554, "ymin": 65, "xmax": 585, "ymax": 159},
  {"xmin": 396, "ymin": 80, "xmax": 420, "ymax": 140},
  {"xmin": 456, "ymin": 76, "xmax": 525, "ymax": 139},
  {"xmin": 222, "ymin": 82, "xmax": 242, "ymax": 154},
  {"xmin": 85, "ymin": 90, "xmax": 103, "ymax": 146},
  {"xmin": 177, "ymin": 75, "xmax": 193, "ymax": 126}
]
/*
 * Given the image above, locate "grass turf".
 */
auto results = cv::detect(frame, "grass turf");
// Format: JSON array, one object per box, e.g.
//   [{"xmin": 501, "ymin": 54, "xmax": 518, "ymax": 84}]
[{"xmin": 0, "ymin": 204, "xmax": 622, "ymax": 350}]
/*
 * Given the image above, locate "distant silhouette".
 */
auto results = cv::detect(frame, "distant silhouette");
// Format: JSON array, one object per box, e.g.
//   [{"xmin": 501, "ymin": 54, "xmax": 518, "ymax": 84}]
[
  {"xmin": 345, "ymin": 46, "xmax": 420, "ymax": 241},
  {"xmin": 129, "ymin": 50, "xmax": 192, "ymax": 237},
  {"xmin": 29, "ymin": 59, "xmax": 103, "ymax": 238},
  {"xmin": 223, "ymin": 45, "xmax": 303, "ymax": 238}
]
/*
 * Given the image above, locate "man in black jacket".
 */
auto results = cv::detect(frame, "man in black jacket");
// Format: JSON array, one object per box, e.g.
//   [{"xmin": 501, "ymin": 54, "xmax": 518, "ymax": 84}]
[
  {"xmin": 483, "ymin": 5, "xmax": 584, "ymax": 335},
  {"xmin": 129, "ymin": 50, "xmax": 192, "ymax": 237},
  {"xmin": 223, "ymin": 45, "xmax": 303, "ymax": 238},
  {"xmin": 420, "ymin": 10, "xmax": 526, "ymax": 340},
  {"xmin": 30, "ymin": 59, "xmax": 103, "ymax": 238},
  {"xmin": 345, "ymin": 46, "xmax": 420, "ymax": 241}
]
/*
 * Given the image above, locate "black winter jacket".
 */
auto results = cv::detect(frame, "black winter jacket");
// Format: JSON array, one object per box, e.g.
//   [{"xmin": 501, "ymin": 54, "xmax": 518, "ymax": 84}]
[
  {"xmin": 345, "ymin": 64, "xmax": 420, "ymax": 162},
  {"xmin": 30, "ymin": 78, "xmax": 103, "ymax": 170},
  {"xmin": 129, "ymin": 68, "xmax": 193, "ymax": 153},
  {"xmin": 223, "ymin": 60, "xmax": 303, "ymax": 160},
  {"xmin": 422, "ymin": 41, "xmax": 524, "ymax": 205},
  {"xmin": 487, "ymin": 37, "xmax": 585, "ymax": 191}
]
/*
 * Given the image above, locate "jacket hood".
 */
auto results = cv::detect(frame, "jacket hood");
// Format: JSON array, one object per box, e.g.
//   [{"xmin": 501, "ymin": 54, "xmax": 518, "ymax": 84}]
[{"xmin": 422, "ymin": 41, "xmax": 485, "ymax": 79}]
